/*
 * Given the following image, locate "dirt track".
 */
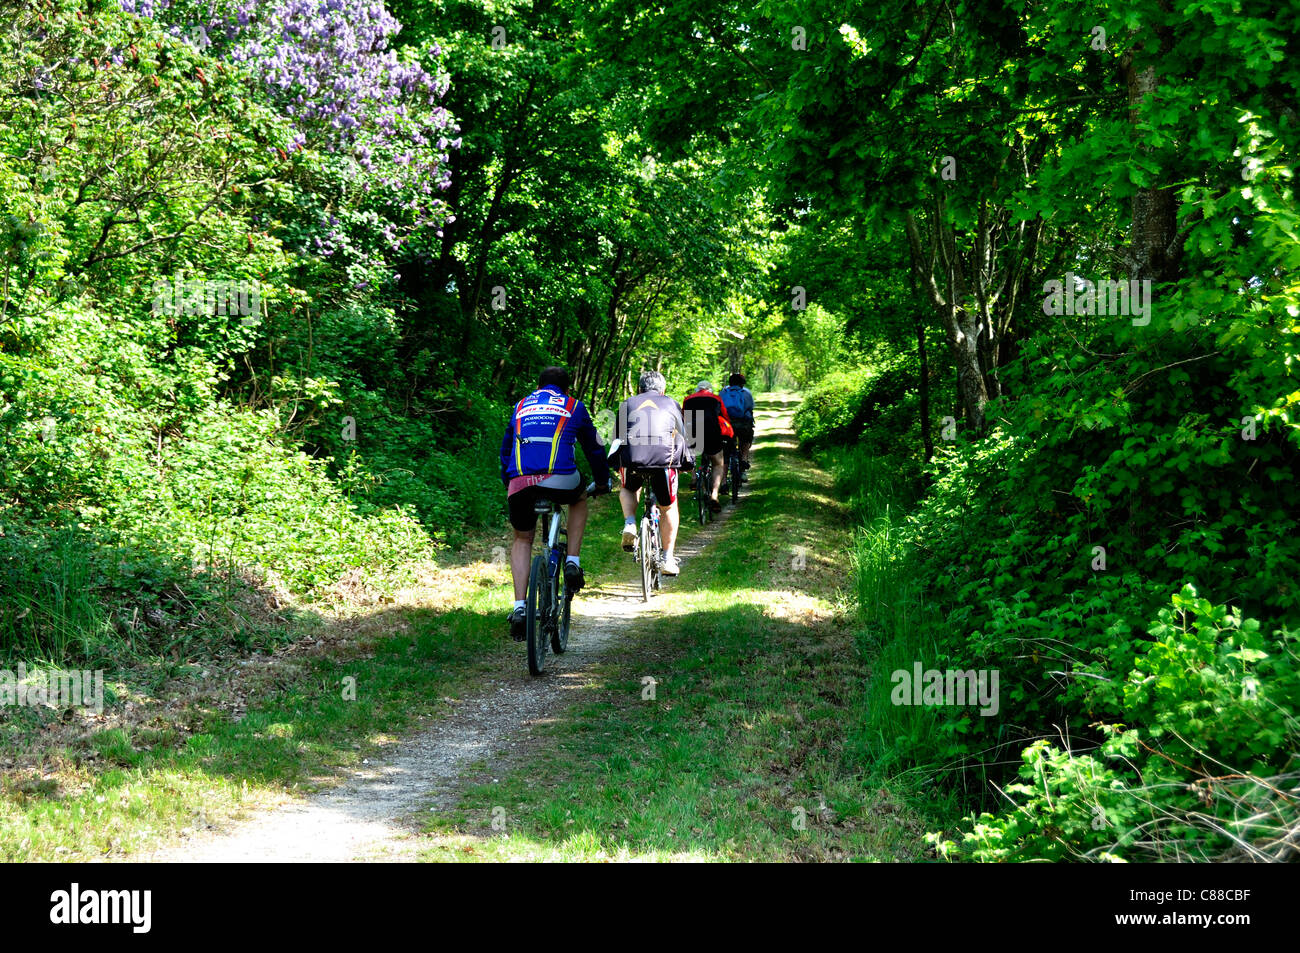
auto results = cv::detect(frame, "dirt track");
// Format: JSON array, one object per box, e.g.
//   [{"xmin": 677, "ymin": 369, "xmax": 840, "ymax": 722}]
[{"xmin": 144, "ymin": 501, "xmax": 737, "ymax": 862}]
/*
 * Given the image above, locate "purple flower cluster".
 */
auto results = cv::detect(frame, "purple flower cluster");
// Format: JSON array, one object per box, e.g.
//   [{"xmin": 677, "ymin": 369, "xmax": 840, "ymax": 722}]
[
  {"xmin": 122, "ymin": 0, "xmax": 457, "ymax": 241},
  {"xmin": 119, "ymin": 0, "xmax": 169, "ymax": 15}
]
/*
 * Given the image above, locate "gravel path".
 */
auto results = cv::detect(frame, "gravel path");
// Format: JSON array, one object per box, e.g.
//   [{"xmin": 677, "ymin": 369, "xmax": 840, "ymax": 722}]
[{"xmin": 146, "ymin": 501, "xmax": 737, "ymax": 863}]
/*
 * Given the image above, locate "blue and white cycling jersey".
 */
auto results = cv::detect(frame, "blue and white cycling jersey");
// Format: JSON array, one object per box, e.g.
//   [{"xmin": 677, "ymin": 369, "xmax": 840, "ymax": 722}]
[{"xmin": 499, "ymin": 386, "xmax": 609, "ymax": 484}]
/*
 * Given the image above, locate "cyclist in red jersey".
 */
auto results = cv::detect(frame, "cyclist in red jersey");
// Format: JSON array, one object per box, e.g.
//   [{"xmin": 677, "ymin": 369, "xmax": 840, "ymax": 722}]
[{"xmin": 682, "ymin": 381, "xmax": 734, "ymax": 512}]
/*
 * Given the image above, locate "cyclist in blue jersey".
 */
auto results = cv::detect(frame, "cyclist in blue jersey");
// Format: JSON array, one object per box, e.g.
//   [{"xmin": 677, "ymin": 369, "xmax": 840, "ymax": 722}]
[
  {"xmin": 500, "ymin": 367, "xmax": 611, "ymax": 640},
  {"xmin": 719, "ymin": 372, "xmax": 755, "ymax": 475}
]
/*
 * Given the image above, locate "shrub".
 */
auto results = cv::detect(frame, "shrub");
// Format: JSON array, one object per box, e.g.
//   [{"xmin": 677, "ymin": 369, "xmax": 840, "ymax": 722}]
[
  {"xmin": 929, "ymin": 589, "xmax": 1300, "ymax": 862},
  {"xmin": 793, "ymin": 360, "xmax": 917, "ymax": 452}
]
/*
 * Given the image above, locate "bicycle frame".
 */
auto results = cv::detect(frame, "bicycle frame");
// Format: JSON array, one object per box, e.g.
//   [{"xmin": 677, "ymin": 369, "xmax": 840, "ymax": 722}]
[
  {"xmin": 643, "ymin": 494, "xmax": 661, "ymax": 544},
  {"xmin": 631, "ymin": 492, "xmax": 661, "ymax": 556},
  {"xmin": 724, "ymin": 440, "xmax": 741, "ymax": 501},
  {"xmin": 542, "ymin": 505, "xmax": 564, "ymax": 578}
]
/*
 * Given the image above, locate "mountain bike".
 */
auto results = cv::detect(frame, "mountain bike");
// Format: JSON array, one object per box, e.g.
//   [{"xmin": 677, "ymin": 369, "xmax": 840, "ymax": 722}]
[
  {"xmin": 524, "ymin": 482, "xmax": 608, "ymax": 676},
  {"xmin": 628, "ymin": 470, "xmax": 664, "ymax": 602}
]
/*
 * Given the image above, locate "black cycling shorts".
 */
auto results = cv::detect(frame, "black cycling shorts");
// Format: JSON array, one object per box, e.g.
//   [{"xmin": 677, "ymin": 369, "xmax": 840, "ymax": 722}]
[
  {"xmin": 620, "ymin": 467, "xmax": 678, "ymax": 506},
  {"xmin": 732, "ymin": 418, "xmax": 754, "ymax": 445},
  {"xmin": 697, "ymin": 435, "xmax": 723, "ymax": 457},
  {"xmin": 508, "ymin": 478, "xmax": 585, "ymax": 532}
]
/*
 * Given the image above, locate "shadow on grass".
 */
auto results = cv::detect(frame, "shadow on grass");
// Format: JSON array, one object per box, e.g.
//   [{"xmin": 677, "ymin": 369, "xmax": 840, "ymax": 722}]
[
  {"xmin": 414, "ymin": 397, "xmax": 934, "ymax": 861},
  {"xmin": 416, "ymin": 597, "xmax": 926, "ymax": 862}
]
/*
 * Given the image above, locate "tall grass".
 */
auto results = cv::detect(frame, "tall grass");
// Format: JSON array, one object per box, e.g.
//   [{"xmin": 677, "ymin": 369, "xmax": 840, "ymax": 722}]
[
  {"xmin": 823, "ymin": 446, "xmax": 914, "ymax": 619},
  {"xmin": 824, "ymin": 447, "xmax": 950, "ymax": 776},
  {"xmin": 0, "ymin": 528, "xmax": 110, "ymax": 664}
]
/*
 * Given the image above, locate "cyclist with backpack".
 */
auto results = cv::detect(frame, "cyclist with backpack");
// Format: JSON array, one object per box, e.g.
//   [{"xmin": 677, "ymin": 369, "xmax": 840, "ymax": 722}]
[
  {"xmin": 719, "ymin": 372, "xmax": 755, "ymax": 475},
  {"xmin": 613, "ymin": 370, "xmax": 693, "ymax": 576},
  {"xmin": 683, "ymin": 380, "xmax": 734, "ymax": 512},
  {"xmin": 500, "ymin": 366, "xmax": 610, "ymax": 640}
]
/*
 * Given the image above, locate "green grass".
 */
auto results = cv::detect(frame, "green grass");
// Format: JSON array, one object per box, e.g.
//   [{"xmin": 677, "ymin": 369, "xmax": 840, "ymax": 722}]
[
  {"xmin": 822, "ymin": 448, "xmax": 945, "ymax": 775},
  {"xmin": 0, "ymin": 597, "xmax": 504, "ymax": 859},
  {"xmin": 413, "ymin": 396, "xmax": 929, "ymax": 862},
  {"xmin": 0, "ymin": 528, "xmax": 112, "ymax": 664},
  {"xmin": 817, "ymin": 444, "xmax": 970, "ymax": 804}
]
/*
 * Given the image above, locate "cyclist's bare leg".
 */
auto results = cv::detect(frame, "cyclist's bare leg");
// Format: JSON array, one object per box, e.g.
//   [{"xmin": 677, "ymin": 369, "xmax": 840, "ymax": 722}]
[
  {"xmin": 708, "ymin": 450, "xmax": 724, "ymax": 498},
  {"xmin": 566, "ymin": 495, "xmax": 588, "ymax": 556},
  {"xmin": 740, "ymin": 438, "xmax": 752, "ymax": 465},
  {"xmin": 661, "ymin": 500, "xmax": 680, "ymax": 559},
  {"xmin": 618, "ymin": 485, "xmax": 640, "ymax": 520},
  {"xmin": 511, "ymin": 528, "xmax": 534, "ymax": 601}
]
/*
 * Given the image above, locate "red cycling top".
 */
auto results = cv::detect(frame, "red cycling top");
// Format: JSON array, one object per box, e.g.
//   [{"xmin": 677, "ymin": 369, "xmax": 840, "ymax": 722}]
[{"xmin": 683, "ymin": 389, "xmax": 735, "ymax": 440}]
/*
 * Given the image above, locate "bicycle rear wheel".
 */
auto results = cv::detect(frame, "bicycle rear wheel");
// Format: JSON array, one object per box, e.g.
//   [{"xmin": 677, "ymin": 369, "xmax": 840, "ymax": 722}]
[
  {"xmin": 639, "ymin": 516, "xmax": 653, "ymax": 602},
  {"xmin": 526, "ymin": 554, "xmax": 549, "ymax": 675},
  {"xmin": 730, "ymin": 451, "xmax": 741, "ymax": 503},
  {"xmin": 552, "ymin": 567, "xmax": 571, "ymax": 654},
  {"xmin": 695, "ymin": 469, "xmax": 708, "ymax": 525}
]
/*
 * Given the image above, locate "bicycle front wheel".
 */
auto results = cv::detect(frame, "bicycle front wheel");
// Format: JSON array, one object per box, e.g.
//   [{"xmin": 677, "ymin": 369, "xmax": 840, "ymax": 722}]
[
  {"xmin": 552, "ymin": 568, "xmax": 571, "ymax": 654},
  {"xmin": 652, "ymin": 526, "xmax": 663, "ymax": 592},
  {"xmin": 526, "ymin": 554, "xmax": 549, "ymax": 675},
  {"xmin": 639, "ymin": 517, "xmax": 653, "ymax": 602}
]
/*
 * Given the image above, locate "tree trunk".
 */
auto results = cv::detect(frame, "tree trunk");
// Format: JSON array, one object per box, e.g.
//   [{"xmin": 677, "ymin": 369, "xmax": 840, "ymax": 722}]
[
  {"xmin": 1123, "ymin": 31, "xmax": 1182, "ymax": 285},
  {"xmin": 916, "ymin": 314, "xmax": 934, "ymax": 463},
  {"xmin": 905, "ymin": 211, "xmax": 989, "ymax": 435},
  {"xmin": 906, "ymin": 265, "xmax": 936, "ymax": 462},
  {"xmin": 951, "ymin": 309, "xmax": 989, "ymax": 432}
]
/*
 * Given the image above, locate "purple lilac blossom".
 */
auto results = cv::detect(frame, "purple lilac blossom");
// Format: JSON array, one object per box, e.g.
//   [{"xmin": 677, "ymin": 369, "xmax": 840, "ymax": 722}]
[{"xmin": 120, "ymin": 0, "xmax": 456, "ymax": 242}]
